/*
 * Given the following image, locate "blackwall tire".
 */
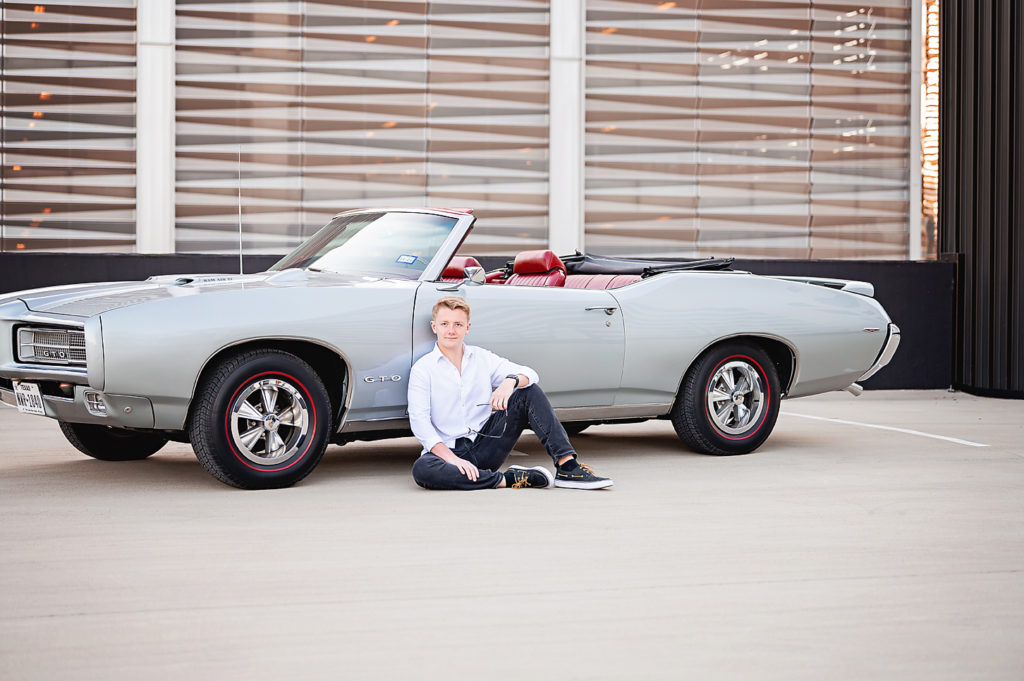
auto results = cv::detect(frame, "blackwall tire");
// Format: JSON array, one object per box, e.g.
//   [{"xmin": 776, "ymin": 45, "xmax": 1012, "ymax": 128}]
[
  {"xmin": 188, "ymin": 349, "xmax": 332, "ymax": 489},
  {"xmin": 58, "ymin": 421, "xmax": 168, "ymax": 461},
  {"xmin": 671, "ymin": 342, "xmax": 780, "ymax": 456}
]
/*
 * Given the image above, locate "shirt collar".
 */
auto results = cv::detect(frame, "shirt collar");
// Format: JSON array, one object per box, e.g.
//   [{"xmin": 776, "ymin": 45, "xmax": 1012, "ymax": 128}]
[{"xmin": 431, "ymin": 342, "xmax": 473, "ymax": 364}]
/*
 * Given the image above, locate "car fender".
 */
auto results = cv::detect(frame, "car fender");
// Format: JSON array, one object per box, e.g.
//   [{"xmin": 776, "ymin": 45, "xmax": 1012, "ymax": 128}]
[
  {"xmin": 98, "ymin": 281, "xmax": 418, "ymax": 430},
  {"xmin": 609, "ymin": 271, "xmax": 892, "ymax": 405}
]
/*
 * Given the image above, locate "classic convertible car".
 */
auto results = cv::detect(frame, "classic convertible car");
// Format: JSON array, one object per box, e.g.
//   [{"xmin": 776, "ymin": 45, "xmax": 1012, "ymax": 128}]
[{"xmin": 0, "ymin": 208, "xmax": 899, "ymax": 489}]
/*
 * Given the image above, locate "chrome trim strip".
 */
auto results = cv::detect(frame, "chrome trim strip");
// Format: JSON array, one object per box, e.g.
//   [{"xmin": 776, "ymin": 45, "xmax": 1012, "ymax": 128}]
[
  {"xmin": 0, "ymin": 388, "xmax": 16, "ymax": 409},
  {"xmin": 85, "ymin": 316, "xmax": 104, "ymax": 391},
  {"xmin": 189, "ymin": 335, "xmax": 356, "ymax": 434},
  {"xmin": 16, "ymin": 326, "xmax": 87, "ymax": 367},
  {"xmin": 683, "ymin": 332, "xmax": 800, "ymax": 396},
  {"xmin": 858, "ymin": 323, "xmax": 901, "ymax": 381},
  {"xmin": 419, "ymin": 213, "xmax": 477, "ymax": 283},
  {"xmin": 553, "ymin": 403, "xmax": 671, "ymax": 420},
  {"xmin": 10, "ymin": 311, "xmax": 86, "ymax": 327},
  {"xmin": 341, "ymin": 417, "xmax": 410, "ymax": 433},
  {"xmin": 0, "ymin": 363, "xmax": 89, "ymax": 382}
]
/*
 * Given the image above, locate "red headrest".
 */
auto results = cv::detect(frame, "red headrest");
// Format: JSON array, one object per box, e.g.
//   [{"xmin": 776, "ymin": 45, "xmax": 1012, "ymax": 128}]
[
  {"xmin": 512, "ymin": 250, "xmax": 565, "ymax": 275},
  {"xmin": 442, "ymin": 256, "xmax": 482, "ymax": 279}
]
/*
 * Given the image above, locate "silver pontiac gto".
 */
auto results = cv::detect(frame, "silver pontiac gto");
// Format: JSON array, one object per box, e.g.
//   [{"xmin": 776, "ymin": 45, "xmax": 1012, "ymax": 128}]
[{"xmin": 0, "ymin": 208, "xmax": 899, "ymax": 489}]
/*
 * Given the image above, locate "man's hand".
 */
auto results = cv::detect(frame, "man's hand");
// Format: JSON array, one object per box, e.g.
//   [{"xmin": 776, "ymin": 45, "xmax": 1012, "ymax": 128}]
[
  {"xmin": 490, "ymin": 377, "xmax": 517, "ymax": 411},
  {"xmin": 430, "ymin": 443, "xmax": 480, "ymax": 481},
  {"xmin": 451, "ymin": 456, "xmax": 480, "ymax": 481}
]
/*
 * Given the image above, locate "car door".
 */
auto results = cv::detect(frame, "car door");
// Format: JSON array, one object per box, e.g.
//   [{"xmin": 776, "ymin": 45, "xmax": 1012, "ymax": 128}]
[{"xmin": 412, "ymin": 282, "xmax": 625, "ymax": 407}]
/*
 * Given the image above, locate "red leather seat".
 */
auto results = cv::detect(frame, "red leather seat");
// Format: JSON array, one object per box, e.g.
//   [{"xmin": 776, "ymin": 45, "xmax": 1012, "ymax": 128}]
[
  {"xmin": 440, "ymin": 256, "xmax": 483, "ymax": 282},
  {"xmin": 564, "ymin": 274, "xmax": 642, "ymax": 289},
  {"xmin": 504, "ymin": 250, "xmax": 566, "ymax": 287}
]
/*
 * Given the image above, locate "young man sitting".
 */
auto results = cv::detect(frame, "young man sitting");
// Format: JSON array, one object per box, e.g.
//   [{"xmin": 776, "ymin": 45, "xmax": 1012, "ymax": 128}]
[{"xmin": 407, "ymin": 296, "xmax": 613, "ymax": 490}]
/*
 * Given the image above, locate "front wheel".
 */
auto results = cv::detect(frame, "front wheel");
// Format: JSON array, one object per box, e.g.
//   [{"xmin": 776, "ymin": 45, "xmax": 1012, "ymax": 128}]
[
  {"xmin": 671, "ymin": 342, "xmax": 780, "ymax": 456},
  {"xmin": 188, "ymin": 349, "xmax": 332, "ymax": 489},
  {"xmin": 59, "ymin": 422, "xmax": 168, "ymax": 461}
]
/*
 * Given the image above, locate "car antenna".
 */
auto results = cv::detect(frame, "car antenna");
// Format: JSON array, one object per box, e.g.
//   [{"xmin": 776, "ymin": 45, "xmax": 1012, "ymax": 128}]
[{"xmin": 237, "ymin": 144, "xmax": 244, "ymax": 275}]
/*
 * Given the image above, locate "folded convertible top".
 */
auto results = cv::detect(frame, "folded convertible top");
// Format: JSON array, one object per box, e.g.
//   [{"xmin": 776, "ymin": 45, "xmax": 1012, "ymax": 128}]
[{"xmin": 560, "ymin": 253, "xmax": 734, "ymax": 276}]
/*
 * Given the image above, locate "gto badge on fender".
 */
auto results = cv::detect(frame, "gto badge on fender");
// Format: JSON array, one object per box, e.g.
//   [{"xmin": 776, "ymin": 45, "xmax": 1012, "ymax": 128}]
[{"xmin": 363, "ymin": 375, "xmax": 402, "ymax": 383}]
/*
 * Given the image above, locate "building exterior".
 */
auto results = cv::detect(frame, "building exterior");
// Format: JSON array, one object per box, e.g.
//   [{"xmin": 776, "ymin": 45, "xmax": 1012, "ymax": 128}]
[
  {"xmin": 2, "ymin": 0, "xmax": 919, "ymax": 258},
  {"xmin": 2, "ymin": 1, "xmax": 1020, "ymax": 396}
]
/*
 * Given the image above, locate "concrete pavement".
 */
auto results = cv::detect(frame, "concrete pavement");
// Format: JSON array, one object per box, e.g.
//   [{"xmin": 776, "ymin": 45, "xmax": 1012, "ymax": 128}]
[{"xmin": 1, "ymin": 390, "xmax": 1022, "ymax": 680}]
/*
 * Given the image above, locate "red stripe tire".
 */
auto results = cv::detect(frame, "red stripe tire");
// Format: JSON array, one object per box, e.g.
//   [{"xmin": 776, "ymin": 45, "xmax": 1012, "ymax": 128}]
[
  {"xmin": 671, "ymin": 341, "xmax": 781, "ymax": 456},
  {"xmin": 189, "ymin": 349, "xmax": 332, "ymax": 489}
]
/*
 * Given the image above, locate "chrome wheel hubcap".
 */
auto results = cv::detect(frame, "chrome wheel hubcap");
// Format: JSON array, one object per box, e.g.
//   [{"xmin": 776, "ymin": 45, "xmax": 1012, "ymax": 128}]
[
  {"xmin": 706, "ymin": 360, "xmax": 765, "ymax": 435},
  {"xmin": 229, "ymin": 378, "xmax": 310, "ymax": 465}
]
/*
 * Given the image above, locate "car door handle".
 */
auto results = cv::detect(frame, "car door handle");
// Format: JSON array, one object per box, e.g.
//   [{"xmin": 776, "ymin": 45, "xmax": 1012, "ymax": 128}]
[{"xmin": 585, "ymin": 306, "xmax": 618, "ymax": 315}]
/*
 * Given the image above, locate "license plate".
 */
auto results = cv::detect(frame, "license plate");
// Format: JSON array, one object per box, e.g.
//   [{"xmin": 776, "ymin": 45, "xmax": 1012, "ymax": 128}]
[{"xmin": 13, "ymin": 381, "xmax": 46, "ymax": 416}]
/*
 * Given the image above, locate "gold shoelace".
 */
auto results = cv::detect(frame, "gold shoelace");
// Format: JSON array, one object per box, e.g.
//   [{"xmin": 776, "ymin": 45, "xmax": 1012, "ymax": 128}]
[{"xmin": 511, "ymin": 471, "xmax": 530, "ymax": 489}]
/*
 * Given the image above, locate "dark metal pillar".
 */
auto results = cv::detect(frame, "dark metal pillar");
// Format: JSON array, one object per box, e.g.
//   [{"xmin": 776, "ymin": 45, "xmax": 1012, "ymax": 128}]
[{"xmin": 940, "ymin": 0, "xmax": 1024, "ymax": 397}]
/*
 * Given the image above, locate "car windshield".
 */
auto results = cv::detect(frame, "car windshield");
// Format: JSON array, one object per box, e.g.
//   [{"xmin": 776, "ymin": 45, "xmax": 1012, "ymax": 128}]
[{"xmin": 269, "ymin": 211, "xmax": 459, "ymax": 279}]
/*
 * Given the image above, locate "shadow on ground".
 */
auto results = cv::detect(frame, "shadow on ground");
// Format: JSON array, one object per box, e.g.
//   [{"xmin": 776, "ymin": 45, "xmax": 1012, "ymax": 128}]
[{"xmin": 13, "ymin": 420, "xmax": 823, "ymax": 492}]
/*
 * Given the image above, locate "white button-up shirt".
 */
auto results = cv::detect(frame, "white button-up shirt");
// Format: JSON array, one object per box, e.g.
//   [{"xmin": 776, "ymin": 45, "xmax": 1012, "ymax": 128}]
[{"xmin": 407, "ymin": 343, "xmax": 539, "ymax": 454}]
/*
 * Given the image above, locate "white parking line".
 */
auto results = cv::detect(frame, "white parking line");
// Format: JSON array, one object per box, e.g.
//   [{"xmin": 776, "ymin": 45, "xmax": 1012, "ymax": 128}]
[{"xmin": 783, "ymin": 412, "xmax": 990, "ymax": 448}]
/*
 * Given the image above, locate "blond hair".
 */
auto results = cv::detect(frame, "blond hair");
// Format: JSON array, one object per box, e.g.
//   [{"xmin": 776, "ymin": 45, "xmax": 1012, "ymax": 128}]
[{"xmin": 432, "ymin": 296, "xmax": 471, "ymax": 320}]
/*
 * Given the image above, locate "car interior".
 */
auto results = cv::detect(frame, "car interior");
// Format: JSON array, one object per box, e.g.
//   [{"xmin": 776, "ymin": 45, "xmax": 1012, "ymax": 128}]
[{"xmin": 440, "ymin": 250, "xmax": 733, "ymax": 289}]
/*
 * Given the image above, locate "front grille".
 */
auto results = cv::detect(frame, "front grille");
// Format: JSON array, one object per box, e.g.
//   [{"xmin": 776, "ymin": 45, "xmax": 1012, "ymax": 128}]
[{"xmin": 17, "ymin": 326, "xmax": 87, "ymax": 366}]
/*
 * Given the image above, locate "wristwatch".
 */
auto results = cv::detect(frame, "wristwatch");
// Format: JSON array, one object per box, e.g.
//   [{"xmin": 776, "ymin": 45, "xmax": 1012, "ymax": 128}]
[{"xmin": 505, "ymin": 374, "xmax": 521, "ymax": 388}]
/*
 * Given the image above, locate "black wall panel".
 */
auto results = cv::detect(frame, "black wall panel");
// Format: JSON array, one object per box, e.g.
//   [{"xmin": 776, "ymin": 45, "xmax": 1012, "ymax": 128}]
[
  {"xmin": 0, "ymin": 253, "xmax": 280, "ymax": 292},
  {"xmin": 730, "ymin": 260, "xmax": 953, "ymax": 391},
  {"xmin": 940, "ymin": 0, "xmax": 1024, "ymax": 398},
  {"xmin": 0, "ymin": 253, "xmax": 953, "ymax": 392}
]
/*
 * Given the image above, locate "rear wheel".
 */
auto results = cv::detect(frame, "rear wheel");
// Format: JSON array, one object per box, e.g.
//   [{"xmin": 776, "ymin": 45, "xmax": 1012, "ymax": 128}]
[
  {"xmin": 671, "ymin": 342, "xmax": 780, "ymax": 455},
  {"xmin": 188, "ymin": 349, "xmax": 332, "ymax": 489},
  {"xmin": 59, "ymin": 422, "xmax": 168, "ymax": 461}
]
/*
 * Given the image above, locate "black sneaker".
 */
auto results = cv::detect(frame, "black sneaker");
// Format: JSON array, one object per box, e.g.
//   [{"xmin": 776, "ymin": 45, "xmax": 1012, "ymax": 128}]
[
  {"xmin": 554, "ymin": 460, "xmax": 613, "ymax": 490},
  {"xmin": 504, "ymin": 465, "xmax": 554, "ymax": 489}
]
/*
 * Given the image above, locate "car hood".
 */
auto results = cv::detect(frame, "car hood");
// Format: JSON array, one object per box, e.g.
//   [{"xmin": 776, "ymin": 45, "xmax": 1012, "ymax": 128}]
[{"xmin": 10, "ymin": 269, "xmax": 391, "ymax": 317}]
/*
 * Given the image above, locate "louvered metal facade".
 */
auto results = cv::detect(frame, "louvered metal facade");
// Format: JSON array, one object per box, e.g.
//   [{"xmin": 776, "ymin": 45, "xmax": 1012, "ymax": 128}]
[{"xmin": 3, "ymin": 1, "xmax": 915, "ymax": 259}]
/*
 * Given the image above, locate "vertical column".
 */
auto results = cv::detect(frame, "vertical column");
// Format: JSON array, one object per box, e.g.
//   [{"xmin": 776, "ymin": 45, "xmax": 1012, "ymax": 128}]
[
  {"xmin": 908, "ymin": 0, "xmax": 923, "ymax": 260},
  {"xmin": 136, "ymin": 0, "xmax": 175, "ymax": 253},
  {"xmin": 548, "ymin": 0, "xmax": 585, "ymax": 253}
]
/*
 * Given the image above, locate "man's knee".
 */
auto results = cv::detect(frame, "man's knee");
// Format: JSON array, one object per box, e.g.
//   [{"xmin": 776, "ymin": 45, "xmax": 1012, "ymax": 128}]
[
  {"xmin": 515, "ymin": 382, "xmax": 553, "ymax": 409},
  {"xmin": 411, "ymin": 455, "xmax": 441, "ymax": 489},
  {"xmin": 514, "ymin": 383, "xmax": 546, "ymax": 402}
]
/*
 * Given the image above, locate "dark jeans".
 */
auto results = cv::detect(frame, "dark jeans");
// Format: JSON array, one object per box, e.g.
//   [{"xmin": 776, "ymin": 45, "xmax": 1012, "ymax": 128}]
[{"xmin": 412, "ymin": 384, "xmax": 576, "ymax": 490}]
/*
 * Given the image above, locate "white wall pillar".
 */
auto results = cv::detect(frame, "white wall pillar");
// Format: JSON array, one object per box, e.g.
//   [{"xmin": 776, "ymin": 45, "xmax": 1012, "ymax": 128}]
[
  {"xmin": 548, "ymin": 0, "xmax": 585, "ymax": 254},
  {"xmin": 136, "ymin": 0, "xmax": 176, "ymax": 253}
]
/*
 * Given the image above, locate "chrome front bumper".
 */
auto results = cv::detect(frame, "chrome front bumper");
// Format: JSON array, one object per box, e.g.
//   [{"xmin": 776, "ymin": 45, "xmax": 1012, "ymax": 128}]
[
  {"xmin": 857, "ymin": 323, "xmax": 901, "ymax": 382},
  {"xmin": 0, "ymin": 384, "xmax": 155, "ymax": 428}
]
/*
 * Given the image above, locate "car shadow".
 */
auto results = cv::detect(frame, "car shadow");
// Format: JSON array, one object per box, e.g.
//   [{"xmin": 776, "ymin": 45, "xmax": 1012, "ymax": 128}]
[
  {"xmin": 18, "ymin": 425, "xmax": 817, "ymax": 492},
  {"xmin": 13, "ymin": 447, "xmax": 226, "ymax": 491}
]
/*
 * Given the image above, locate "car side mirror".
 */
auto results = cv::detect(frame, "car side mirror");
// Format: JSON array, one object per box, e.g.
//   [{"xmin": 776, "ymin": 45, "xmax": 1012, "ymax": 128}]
[{"xmin": 463, "ymin": 266, "xmax": 486, "ymax": 285}]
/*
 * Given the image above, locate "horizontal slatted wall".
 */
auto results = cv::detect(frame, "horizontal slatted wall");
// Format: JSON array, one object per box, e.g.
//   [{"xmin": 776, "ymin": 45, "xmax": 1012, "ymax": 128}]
[
  {"xmin": 1, "ymin": 2, "xmax": 137, "ymax": 252},
  {"xmin": 174, "ymin": 0, "xmax": 548, "ymax": 254},
  {"xmin": 583, "ymin": 0, "xmax": 910, "ymax": 259}
]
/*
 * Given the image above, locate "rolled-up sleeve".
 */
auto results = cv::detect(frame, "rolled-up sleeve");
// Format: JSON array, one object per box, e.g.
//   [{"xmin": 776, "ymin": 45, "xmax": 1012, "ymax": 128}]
[
  {"xmin": 486, "ymin": 349, "xmax": 539, "ymax": 389},
  {"xmin": 407, "ymin": 364, "xmax": 443, "ymax": 454}
]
